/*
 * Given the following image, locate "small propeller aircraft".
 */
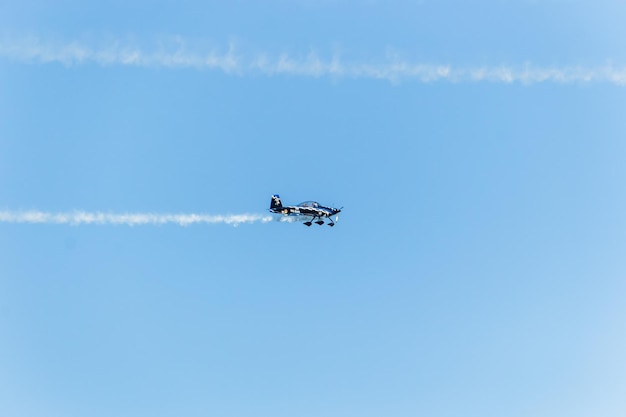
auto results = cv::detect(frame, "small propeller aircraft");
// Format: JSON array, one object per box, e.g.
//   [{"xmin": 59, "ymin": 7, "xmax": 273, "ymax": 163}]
[{"xmin": 269, "ymin": 194, "xmax": 342, "ymax": 226}]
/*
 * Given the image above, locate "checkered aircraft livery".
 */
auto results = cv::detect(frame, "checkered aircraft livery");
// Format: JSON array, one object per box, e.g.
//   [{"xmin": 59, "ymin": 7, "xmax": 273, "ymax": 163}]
[{"xmin": 269, "ymin": 195, "xmax": 342, "ymax": 227}]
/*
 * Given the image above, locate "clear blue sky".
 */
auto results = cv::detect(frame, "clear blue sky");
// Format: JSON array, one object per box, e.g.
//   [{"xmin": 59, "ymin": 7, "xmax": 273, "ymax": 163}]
[{"xmin": 1, "ymin": 2, "xmax": 625, "ymax": 417}]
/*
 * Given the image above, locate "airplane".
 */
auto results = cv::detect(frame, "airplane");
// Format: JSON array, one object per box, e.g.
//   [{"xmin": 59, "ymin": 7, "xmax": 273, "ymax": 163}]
[{"xmin": 269, "ymin": 194, "xmax": 342, "ymax": 227}]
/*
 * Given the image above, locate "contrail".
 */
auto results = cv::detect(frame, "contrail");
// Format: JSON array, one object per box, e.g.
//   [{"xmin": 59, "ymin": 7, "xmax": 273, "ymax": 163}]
[
  {"xmin": 1, "ymin": 36, "xmax": 625, "ymax": 85},
  {"xmin": 0, "ymin": 210, "xmax": 273, "ymax": 226}
]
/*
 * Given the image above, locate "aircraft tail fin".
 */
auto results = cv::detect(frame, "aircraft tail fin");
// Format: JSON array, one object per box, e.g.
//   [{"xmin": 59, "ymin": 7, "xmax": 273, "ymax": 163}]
[{"xmin": 270, "ymin": 194, "xmax": 283, "ymax": 210}]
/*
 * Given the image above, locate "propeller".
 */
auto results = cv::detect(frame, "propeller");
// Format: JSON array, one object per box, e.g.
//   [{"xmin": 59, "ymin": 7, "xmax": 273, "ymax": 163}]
[{"xmin": 337, "ymin": 207, "xmax": 343, "ymax": 220}]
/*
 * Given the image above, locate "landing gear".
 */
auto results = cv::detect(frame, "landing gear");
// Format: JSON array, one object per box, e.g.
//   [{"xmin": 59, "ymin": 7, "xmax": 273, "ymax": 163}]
[
  {"xmin": 303, "ymin": 216, "xmax": 336, "ymax": 227},
  {"xmin": 304, "ymin": 217, "xmax": 325, "ymax": 226}
]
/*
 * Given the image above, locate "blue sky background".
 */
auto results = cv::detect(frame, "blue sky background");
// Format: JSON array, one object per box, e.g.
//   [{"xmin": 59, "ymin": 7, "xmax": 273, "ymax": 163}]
[{"xmin": 1, "ymin": 1, "xmax": 625, "ymax": 417}]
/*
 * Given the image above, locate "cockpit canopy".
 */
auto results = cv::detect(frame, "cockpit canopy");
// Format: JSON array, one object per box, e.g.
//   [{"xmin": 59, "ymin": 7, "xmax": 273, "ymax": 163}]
[{"xmin": 297, "ymin": 201, "xmax": 319, "ymax": 208}]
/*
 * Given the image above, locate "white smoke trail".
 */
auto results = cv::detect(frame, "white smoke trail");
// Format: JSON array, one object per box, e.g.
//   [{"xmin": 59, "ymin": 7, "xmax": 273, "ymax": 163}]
[
  {"xmin": 0, "ymin": 210, "xmax": 273, "ymax": 226},
  {"xmin": 1, "ymin": 36, "xmax": 625, "ymax": 85}
]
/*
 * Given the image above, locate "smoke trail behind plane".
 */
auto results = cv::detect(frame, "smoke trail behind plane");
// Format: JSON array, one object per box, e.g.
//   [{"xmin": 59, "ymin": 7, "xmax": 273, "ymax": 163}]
[
  {"xmin": 2, "ymin": 36, "xmax": 625, "ymax": 85},
  {"xmin": 0, "ymin": 210, "xmax": 273, "ymax": 226}
]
